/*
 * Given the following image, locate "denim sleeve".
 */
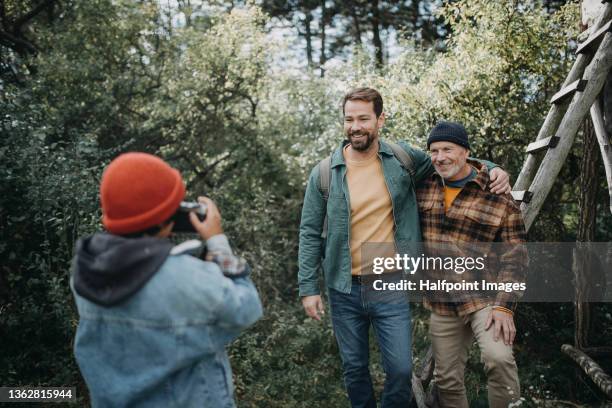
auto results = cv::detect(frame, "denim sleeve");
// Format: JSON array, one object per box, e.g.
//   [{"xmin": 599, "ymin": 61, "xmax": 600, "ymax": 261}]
[
  {"xmin": 201, "ymin": 235, "xmax": 263, "ymax": 329},
  {"xmin": 297, "ymin": 165, "xmax": 326, "ymax": 297},
  {"xmin": 214, "ymin": 274, "xmax": 263, "ymax": 331},
  {"xmin": 205, "ymin": 234, "xmax": 248, "ymax": 278}
]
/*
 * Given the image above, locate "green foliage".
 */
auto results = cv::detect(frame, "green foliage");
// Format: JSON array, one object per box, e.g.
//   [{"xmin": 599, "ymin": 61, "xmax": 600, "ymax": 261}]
[
  {"xmin": 1, "ymin": 78, "xmax": 107, "ymax": 403},
  {"xmin": 230, "ymin": 303, "xmax": 346, "ymax": 407},
  {"xmin": 1, "ymin": 0, "xmax": 611, "ymax": 407}
]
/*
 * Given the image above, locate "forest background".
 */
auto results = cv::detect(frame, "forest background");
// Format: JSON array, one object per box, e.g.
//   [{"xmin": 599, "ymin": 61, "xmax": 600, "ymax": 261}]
[{"xmin": 1, "ymin": 0, "xmax": 612, "ymax": 406}]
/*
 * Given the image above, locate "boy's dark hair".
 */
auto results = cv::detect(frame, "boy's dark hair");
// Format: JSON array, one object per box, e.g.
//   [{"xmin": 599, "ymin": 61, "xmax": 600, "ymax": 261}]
[{"xmin": 342, "ymin": 87, "xmax": 384, "ymax": 118}]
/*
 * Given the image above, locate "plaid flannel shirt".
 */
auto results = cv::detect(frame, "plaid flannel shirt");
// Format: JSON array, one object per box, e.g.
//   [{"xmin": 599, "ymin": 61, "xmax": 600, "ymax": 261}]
[{"xmin": 416, "ymin": 160, "xmax": 528, "ymax": 316}]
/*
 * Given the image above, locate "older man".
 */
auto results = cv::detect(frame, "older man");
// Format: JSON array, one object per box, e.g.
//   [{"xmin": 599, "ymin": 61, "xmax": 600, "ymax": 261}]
[{"xmin": 417, "ymin": 121, "xmax": 528, "ymax": 408}]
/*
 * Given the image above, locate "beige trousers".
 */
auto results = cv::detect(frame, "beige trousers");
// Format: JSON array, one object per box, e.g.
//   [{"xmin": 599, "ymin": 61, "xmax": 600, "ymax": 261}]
[{"xmin": 429, "ymin": 307, "xmax": 520, "ymax": 408}]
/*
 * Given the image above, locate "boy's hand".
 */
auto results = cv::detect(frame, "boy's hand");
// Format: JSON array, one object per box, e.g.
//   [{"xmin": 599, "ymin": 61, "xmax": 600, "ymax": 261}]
[{"xmin": 189, "ymin": 196, "xmax": 224, "ymax": 240}]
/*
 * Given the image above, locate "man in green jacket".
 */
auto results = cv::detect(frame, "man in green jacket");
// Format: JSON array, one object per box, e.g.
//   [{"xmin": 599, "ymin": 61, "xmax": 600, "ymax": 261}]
[{"xmin": 297, "ymin": 87, "xmax": 510, "ymax": 408}]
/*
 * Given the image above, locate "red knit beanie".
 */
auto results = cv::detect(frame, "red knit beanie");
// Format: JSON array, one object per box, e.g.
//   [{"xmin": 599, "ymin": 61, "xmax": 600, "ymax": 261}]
[{"xmin": 100, "ymin": 152, "xmax": 185, "ymax": 234}]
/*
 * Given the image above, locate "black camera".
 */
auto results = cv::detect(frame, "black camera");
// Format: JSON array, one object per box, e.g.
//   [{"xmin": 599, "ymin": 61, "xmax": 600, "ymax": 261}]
[{"xmin": 172, "ymin": 201, "xmax": 207, "ymax": 233}]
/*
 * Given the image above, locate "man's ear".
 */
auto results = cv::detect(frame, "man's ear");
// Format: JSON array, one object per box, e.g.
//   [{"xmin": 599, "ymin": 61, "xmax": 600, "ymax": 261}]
[{"xmin": 377, "ymin": 112, "xmax": 386, "ymax": 128}]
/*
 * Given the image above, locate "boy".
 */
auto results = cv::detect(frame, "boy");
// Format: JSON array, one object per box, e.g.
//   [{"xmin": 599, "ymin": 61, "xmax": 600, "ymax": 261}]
[{"xmin": 71, "ymin": 152, "xmax": 262, "ymax": 407}]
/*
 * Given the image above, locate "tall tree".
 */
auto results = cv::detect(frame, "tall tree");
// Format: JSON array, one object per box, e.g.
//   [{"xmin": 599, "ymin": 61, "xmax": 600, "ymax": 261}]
[{"xmin": 261, "ymin": 0, "xmax": 447, "ymax": 73}]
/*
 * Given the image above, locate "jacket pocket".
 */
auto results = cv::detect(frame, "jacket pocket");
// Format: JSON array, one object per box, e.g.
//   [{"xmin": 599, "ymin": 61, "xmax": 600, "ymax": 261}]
[
  {"xmin": 417, "ymin": 197, "xmax": 435, "ymax": 213},
  {"xmin": 200, "ymin": 356, "xmax": 234, "ymax": 407},
  {"xmin": 463, "ymin": 201, "xmax": 504, "ymax": 227}
]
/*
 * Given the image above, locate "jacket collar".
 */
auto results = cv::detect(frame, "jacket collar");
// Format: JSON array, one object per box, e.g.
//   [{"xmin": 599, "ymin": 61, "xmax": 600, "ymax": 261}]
[
  {"xmin": 331, "ymin": 138, "xmax": 394, "ymax": 169},
  {"xmin": 431, "ymin": 158, "xmax": 489, "ymax": 191}
]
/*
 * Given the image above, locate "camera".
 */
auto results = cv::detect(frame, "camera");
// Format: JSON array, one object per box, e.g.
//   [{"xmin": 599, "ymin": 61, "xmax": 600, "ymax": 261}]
[{"xmin": 172, "ymin": 201, "xmax": 207, "ymax": 233}]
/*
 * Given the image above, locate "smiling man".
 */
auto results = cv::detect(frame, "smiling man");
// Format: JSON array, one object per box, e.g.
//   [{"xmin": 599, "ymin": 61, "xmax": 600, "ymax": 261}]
[
  {"xmin": 417, "ymin": 121, "xmax": 528, "ymax": 408},
  {"xmin": 297, "ymin": 88, "xmax": 512, "ymax": 408}
]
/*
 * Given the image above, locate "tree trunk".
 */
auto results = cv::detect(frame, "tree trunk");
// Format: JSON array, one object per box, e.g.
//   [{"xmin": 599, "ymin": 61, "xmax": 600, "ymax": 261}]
[
  {"xmin": 574, "ymin": 116, "xmax": 599, "ymax": 349},
  {"xmin": 411, "ymin": 0, "xmax": 420, "ymax": 31},
  {"xmin": 562, "ymin": 344, "xmax": 612, "ymax": 399},
  {"xmin": 371, "ymin": 0, "xmax": 383, "ymax": 68},
  {"xmin": 348, "ymin": 1, "xmax": 362, "ymax": 46},
  {"xmin": 304, "ymin": 11, "xmax": 313, "ymax": 68},
  {"xmin": 320, "ymin": 0, "xmax": 326, "ymax": 77}
]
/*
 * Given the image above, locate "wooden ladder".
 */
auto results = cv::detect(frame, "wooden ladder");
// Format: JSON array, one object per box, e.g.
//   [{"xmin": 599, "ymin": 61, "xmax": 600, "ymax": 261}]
[{"xmin": 512, "ymin": 1, "xmax": 612, "ymax": 231}]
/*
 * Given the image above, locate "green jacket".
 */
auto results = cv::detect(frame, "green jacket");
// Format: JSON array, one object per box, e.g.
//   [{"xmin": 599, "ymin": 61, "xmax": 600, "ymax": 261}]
[{"xmin": 298, "ymin": 139, "xmax": 496, "ymax": 296}]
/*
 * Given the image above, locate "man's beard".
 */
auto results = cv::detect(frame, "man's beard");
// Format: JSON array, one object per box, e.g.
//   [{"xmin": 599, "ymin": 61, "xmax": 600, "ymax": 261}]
[
  {"xmin": 435, "ymin": 161, "xmax": 464, "ymax": 180},
  {"xmin": 347, "ymin": 130, "xmax": 376, "ymax": 151}
]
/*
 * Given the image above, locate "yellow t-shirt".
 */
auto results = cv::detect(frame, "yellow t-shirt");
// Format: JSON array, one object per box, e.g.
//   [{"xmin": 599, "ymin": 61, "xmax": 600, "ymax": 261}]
[
  {"xmin": 344, "ymin": 146, "xmax": 396, "ymax": 275},
  {"xmin": 442, "ymin": 165, "xmax": 478, "ymax": 211},
  {"xmin": 444, "ymin": 186, "xmax": 462, "ymax": 211}
]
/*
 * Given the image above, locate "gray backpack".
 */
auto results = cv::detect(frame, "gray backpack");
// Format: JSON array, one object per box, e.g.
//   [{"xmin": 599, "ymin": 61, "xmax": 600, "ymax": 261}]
[{"xmin": 318, "ymin": 141, "xmax": 416, "ymax": 238}]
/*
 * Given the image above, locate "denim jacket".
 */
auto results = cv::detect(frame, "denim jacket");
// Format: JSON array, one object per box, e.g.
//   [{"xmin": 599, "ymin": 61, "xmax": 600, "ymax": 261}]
[
  {"xmin": 298, "ymin": 139, "xmax": 497, "ymax": 296},
  {"xmin": 71, "ymin": 233, "xmax": 262, "ymax": 408}
]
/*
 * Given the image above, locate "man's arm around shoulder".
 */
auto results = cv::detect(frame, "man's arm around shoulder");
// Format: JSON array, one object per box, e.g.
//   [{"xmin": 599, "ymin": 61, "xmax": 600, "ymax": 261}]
[{"xmin": 395, "ymin": 141, "xmax": 434, "ymax": 184}]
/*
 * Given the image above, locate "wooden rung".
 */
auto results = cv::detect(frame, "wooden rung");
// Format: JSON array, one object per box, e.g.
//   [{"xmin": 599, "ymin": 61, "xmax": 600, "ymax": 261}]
[
  {"xmin": 577, "ymin": 20, "xmax": 612, "ymax": 54},
  {"xmin": 526, "ymin": 136, "xmax": 560, "ymax": 154},
  {"xmin": 550, "ymin": 80, "xmax": 584, "ymax": 104},
  {"xmin": 511, "ymin": 190, "xmax": 533, "ymax": 204},
  {"xmin": 551, "ymin": 79, "xmax": 588, "ymax": 104}
]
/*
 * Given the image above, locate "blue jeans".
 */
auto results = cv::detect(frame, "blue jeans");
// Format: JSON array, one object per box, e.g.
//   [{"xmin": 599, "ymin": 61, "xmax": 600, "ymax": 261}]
[{"xmin": 328, "ymin": 281, "xmax": 412, "ymax": 408}]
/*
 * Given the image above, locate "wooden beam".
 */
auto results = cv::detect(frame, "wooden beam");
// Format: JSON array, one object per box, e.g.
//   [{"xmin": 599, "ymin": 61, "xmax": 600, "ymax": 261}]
[
  {"xmin": 577, "ymin": 20, "xmax": 612, "ymax": 54},
  {"xmin": 411, "ymin": 345, "xmax": 435, "ymax": 408},
  {"xmin": 514, "ymin": 101, "xmax": 569, "ymax": 191},
  {"xmin": 590, "ymin": 99, "xmax": 612, "ymax": 214},
  {"xmin": 416, "ymin": 345, "xmax": 434, "ymax": 384},
  {"xmin": 511, "ymin": 190, "xmax": 533, "ymax": 204},
  {"xmin": 514, "ymin": 2, "xmax": 612, "ymax": 192},
  {"xmin": 561, "ymin": 344, "xmax": 612, "ymax": 399},
  {"xmin": 525, "ymin": 136, "xmax": 560, "ymax": 154},
  {"xmin": 411, "ymin": 375, "xmax": 427, "ymax": 408},
  {"xmin": 521, "ymin": 31, "xmax": 612, "ymax": 230},
  {"xmin": 551, "ymin": 79, "xmax": 588, "ymax": 104}
]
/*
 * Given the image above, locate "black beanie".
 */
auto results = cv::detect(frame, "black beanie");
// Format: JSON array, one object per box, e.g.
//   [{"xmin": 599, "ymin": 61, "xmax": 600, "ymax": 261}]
[{"xmin": 427, "ymin": 121, "xmax": 470, "ymax": 150}]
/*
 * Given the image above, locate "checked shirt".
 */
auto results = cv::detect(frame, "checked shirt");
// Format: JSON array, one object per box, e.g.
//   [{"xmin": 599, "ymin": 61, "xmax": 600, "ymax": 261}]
[{"xmin": 416, "ymin": 160, "xmax": 528, "ymax": 317}]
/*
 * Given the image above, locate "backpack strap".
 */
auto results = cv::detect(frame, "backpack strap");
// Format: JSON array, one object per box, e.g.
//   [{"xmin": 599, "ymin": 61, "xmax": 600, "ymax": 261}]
[
  {"xmin": 387, "ymin": 141, "xmax": 416, "ymax": 177},
  {"xmin": 318, "ymin": 156, "xmax": 331, "ymax": 200},
  {"xmin": 317, "ymin": 156, "xmax": 332, "ymax": 239}
]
